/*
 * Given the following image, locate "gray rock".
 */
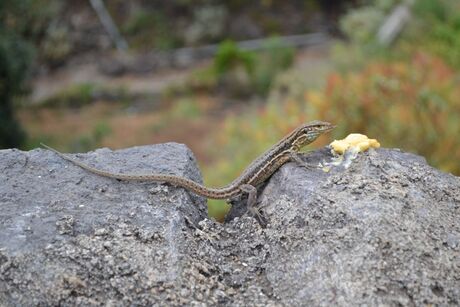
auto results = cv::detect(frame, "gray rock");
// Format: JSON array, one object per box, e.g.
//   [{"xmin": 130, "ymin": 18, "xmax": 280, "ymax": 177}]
[
  {"xmin": 259, "ymin": 148, "xmax": 460, "ymax": 306},
  {"xmin": 0, "ymin": 144, "xmax": 209, "ymax": 305},
  {"xmin": 0, "ymin": 145, "xmax": 459, "ymax": 306}
]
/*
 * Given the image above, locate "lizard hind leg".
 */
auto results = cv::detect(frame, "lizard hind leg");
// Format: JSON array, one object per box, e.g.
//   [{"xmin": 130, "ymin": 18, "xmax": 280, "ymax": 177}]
[{"xmin": 239, "ymin": 184, "xmax": 267, "ymax": 227}]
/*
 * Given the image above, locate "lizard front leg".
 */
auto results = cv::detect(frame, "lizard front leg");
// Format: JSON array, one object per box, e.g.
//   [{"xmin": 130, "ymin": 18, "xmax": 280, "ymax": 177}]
[{"xmin": 289, "ymin": 151, "xmax": 314, "ymax": 170}]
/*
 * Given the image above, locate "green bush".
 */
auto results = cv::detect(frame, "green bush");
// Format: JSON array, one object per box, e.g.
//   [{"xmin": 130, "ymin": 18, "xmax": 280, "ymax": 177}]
[
  {"xmin": 40, "ymin": 83, "xmax": 96, "ymax": 108},
  {"xmin": 212, "ymin": 39, "xmax": 294, "ymax": 97},
  {"xmin": 386, "ymin": 0, "xmax": 460, "ymax": 70},
  {"xmin": 73, "ymin": 121, "xmax": 112, "ymax": 152},
  {"xmin": 252, "ymin": 38, "xmax": 295, "ymax": 95},
  {"xmin": 429, "ymin": 19, "xmax": 460, "ymax": 68},
  {"xmin": 122, "ymin": 11, "xmax": 179, "ymax": 50},
  {"xmin": 214, "ymin": 40, "xmax": 255, "ymax": 77},
  {"xmin": 412, "ymin": 0, "xmax": 447, "ymax": 20},
  {"xmin": 38, "ymin": 83, "xmax": 131, "ymax": 108},
  {"xmin": 340, "ymin": 6, "xmax": 385, "ymax": 44},
  {"xmin": 0, "ymin": 1, "xmax": 36, "ymax": 148}
]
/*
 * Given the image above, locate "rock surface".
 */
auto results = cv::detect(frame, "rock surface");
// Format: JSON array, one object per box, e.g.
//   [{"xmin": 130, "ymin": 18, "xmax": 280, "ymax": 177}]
[{"xmin": 0, "ymin": 144, "xmax": 459, "ymax": 306}]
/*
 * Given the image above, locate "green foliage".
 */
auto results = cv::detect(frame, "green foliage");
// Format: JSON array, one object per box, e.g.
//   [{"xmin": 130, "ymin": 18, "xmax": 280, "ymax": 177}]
[
  {"xmin": 405, "ymin": 0, "xmax": 460, "ymax": 69},
  {"xmin": 161, "ymin": 66, "xmax": 219, "ymax": 105},
  {"xmin": 213, "ymin": 40, "xmax": 256, "ymax": 97},
  {"xmin": 0, "ymin": 0, "xmax": 36, "ymax": 148},
  {"xmin": 340, "ymin": 6, "xmax": 385, "ymax": 44},
  {"xmin": 1, "ymin": 0, "xmax": 63, "ymax": 64},
  {"xmin": 252, "ymin": 38, "xmax": 295, "ymax": 95},
  {"xmin": 207, "ymin": 199, "xmax": 230, "ymax": 223},
  {"xmin": 39, "ymin": 83, "xmax": 131, "ymax": 108},
  {"xmin": 122, "ymin": 11, "xmax": 179, "ymax": 50},
  {"xmin": 430, "ymin": 19, "xmax": 460, "ymax": 68},
  {"xmin": 73, "ymin": 121, "xmax": 112, "ymax": 152},
  {"xmin": 0, "ymin": 0, "xmax": 60, "ymax": 39},
  {"xmin": 170, "ymin": 98, "xmax": 202, "ymax": 119},
  {"xmin": 212, "ymin": 39, "xmax": 294, "ymax": 97},
  {"xmin": 123, "ymin": 11, "xmax": 157, "ymax": 35},
  {"xmin": 40, "ymin": 25, "xmax": 72, "ymax": 65},
  {"xmin": 374, "ymin": 0, "xmax": 400, "ymax": 11},
  {"xmin": 40, "ymin": 83, "xmax": 96, "ymax": 108},
  {"xmin": 412, "ymin": 0, "xmax": 447, "ymax": 20},
  {"xmin": 214, "ymin": 40, "xmax": 255, "ymax": 77}
]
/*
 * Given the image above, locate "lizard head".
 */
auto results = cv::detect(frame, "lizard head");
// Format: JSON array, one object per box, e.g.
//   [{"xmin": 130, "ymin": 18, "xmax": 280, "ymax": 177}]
[{"xmin": 290, "ymin": 121, "xmax": 335, "ymax": 150}]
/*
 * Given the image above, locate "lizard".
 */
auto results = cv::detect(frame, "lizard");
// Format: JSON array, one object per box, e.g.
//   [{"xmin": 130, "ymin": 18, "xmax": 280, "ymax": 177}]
[{"xmin": 41, "ymin": 120, "xmax": 334, "ymax": 214}]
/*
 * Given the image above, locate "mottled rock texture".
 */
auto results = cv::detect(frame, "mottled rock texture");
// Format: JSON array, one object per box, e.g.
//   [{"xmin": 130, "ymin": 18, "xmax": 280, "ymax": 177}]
[{"xmin": 0, "ymin": 145, "xmax": 459, "ymax": 306}]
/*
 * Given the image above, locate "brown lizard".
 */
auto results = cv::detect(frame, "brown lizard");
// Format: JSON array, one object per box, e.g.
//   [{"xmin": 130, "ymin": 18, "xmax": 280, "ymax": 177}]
[{"xmin": 41, "ymin": 121, "xmax": 334, "ymax": 212}]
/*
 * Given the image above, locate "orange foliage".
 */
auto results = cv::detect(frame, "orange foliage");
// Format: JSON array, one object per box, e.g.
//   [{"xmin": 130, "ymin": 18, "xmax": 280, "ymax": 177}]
[{"xmin": 304, "ymin": 52, "xmax": 460, "ymax": 174}]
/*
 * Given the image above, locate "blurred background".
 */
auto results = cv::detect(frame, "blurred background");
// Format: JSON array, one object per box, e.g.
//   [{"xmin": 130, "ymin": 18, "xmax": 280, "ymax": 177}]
[{"xmin": 1, "ymin": 0, "xmax": 459, "ymax": 220}]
